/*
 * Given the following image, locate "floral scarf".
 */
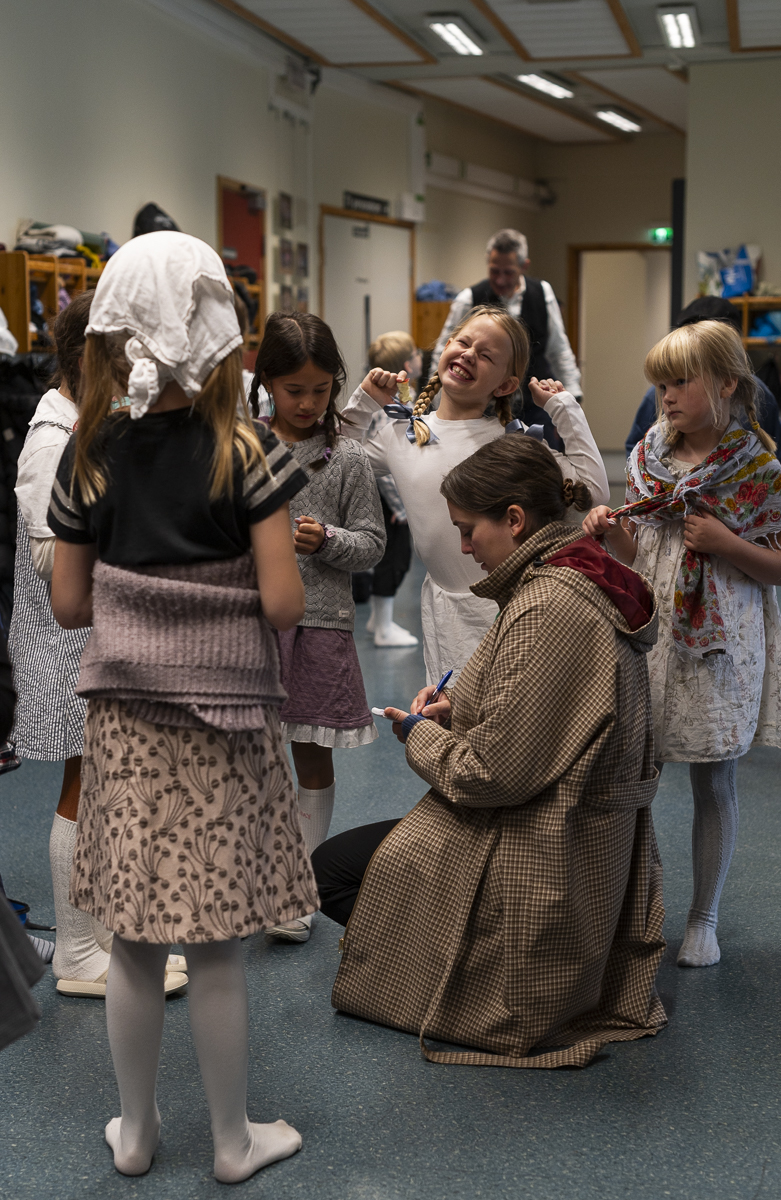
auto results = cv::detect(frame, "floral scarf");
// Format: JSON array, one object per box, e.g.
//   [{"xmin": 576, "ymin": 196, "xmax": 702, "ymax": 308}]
[{"xmin": 614, "ymin": 421, "xmax": 781, "ymax": 658}]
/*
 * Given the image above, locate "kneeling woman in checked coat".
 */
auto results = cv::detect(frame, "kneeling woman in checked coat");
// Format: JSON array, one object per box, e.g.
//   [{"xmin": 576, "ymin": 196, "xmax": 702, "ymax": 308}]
[{"xmin": 312, "ymin": 434, "xmax": 667, "ymax": 1069}]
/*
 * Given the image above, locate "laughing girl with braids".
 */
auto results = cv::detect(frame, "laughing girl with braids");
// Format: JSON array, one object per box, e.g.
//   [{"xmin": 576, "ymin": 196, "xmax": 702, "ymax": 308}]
[
  {"xmin": 341, "ymin": 306, "xmax": 609, "ymax": 683},
  {"xmin": 248, "ymin": 313, "xmax": 385, "ymax": 942}
]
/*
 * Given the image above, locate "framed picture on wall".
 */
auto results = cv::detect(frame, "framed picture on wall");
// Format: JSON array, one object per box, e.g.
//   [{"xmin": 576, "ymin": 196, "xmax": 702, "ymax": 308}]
[
  {"xmin": 278, "ymin": 192, "xmax": 293, "ymax": 230},
  {"xmin": 295, "ymin": 243, "xmax": 308, "ymax": 277},
  {"xmin": 280, "ymin": 284, "xmax": 294, "ymax": 311},
  {"xmin": 296, "ymin": 286, "xmax": 308, "ymax": 313},
  {"xmin": 279, "ymin": 238, "xmax": 294, "ymax": 272}
]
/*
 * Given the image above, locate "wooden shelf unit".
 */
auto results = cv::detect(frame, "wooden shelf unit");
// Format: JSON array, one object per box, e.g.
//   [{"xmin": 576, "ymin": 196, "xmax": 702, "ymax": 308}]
[
  {"xmin": 413, "ymin": 300, "xmax": 451, "ymax": 350},
  {"xmin": 729, "ymin": 295, "xmax": 781, "ymax": 347},
  {"xmin": 0, "ymin": 250, "xmax": 103, "ymax": 353}
]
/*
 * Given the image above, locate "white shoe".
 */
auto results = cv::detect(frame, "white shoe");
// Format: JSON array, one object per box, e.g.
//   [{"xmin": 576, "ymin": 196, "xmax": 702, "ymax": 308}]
[
  {"xmin": 374, "ymin": 621, "xmax": 418, "ymax": 648},
  {"xmin": 56, "ymin": 967, "xmax": 188, "ymax": 998},
  {"xmin": 266, "ymin": 914, "xmax": 313, "ymax": 943}
]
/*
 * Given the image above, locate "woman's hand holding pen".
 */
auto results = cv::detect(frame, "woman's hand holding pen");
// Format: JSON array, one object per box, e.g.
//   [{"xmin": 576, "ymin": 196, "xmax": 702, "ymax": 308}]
[
  {"xmin": 294, "ymin": 515, "xmax": 325, "ymax": 555},
  {"xmin": 410, "ymin": 685, "xmax": 451, "ymax": 724},
  {"xmin": 360, "ymin": 368, "xmax": 408, "ymax": 408}
]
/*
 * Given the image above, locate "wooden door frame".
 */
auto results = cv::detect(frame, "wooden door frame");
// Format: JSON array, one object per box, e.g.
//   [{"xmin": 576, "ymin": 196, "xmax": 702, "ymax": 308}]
[
  {"xmin": 567, "ymin": 242, "xmax": 671, "ymax": 359},
  {"xmin": 318, "ymin": 204, "xmax": 416, "ymax": 329}
]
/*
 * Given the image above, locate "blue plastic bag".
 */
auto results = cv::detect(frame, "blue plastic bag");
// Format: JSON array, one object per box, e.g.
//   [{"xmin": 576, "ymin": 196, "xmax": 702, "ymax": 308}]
[{"xmin": 721, "ymin": 245, "xmax": 754, "ymax": 299}]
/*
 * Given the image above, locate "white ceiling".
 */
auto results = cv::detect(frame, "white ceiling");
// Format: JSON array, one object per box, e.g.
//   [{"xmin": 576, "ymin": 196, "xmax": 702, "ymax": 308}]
[
  {"xmin": 411, "ymin": 77, "xmax": 614, "ymax": 141},
  {"xmin": 578, "ymin": 66, "xmax": 689, "ymax": 129},
  {"xmin": 737, "ymin": 0, "xmax": 781, "ymax": 50},
  {"xmin": 211, "ymin": 0, "xmax": 781, "ymax": 141}
]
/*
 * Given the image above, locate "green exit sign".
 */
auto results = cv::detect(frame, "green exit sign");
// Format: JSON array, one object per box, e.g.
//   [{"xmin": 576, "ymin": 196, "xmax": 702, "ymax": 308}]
[{"xmin": 649, "ymin": 227, "xmax": 673, "ymax": 245}]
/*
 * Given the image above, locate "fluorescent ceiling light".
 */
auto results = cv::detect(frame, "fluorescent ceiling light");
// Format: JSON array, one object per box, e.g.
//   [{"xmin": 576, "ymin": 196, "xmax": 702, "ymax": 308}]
[
  {"xmin": 517, "ymin": 74, "xmax": 573, "ymax": 100},
  {"xmin": 657, "ymin": 6, "xmax": 699, "ymax": 49},
  {"xmin": 427, "ymin": 16, "xmax": 484, "ymax": 55},
  {"xmin": 596, "ymin": 108, "xmax": 642, "ymax": 133}
]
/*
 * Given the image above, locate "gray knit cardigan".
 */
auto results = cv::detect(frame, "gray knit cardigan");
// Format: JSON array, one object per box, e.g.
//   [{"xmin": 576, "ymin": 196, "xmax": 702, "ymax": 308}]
[{"xmin": 283, "ymin": 432, "xmax": 385, "ymax": 631}]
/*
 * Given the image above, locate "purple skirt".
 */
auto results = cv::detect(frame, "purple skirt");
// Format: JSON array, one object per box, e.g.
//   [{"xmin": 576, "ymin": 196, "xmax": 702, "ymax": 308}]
[{"xmin": 277, "ymin": 627, "xmax": 373, "ymax": 729}]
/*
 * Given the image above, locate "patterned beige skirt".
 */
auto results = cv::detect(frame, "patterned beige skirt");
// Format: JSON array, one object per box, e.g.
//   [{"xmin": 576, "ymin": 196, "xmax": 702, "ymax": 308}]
[{"xmin": 70, "ymin": 699, "xmax": 318, "ymax": 943}]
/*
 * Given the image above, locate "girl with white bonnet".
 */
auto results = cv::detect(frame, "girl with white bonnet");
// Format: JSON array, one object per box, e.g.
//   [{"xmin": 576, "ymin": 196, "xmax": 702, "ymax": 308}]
[{"xmin": 47, "ymin": 231, "xmax": 318, "ymax": 1182}]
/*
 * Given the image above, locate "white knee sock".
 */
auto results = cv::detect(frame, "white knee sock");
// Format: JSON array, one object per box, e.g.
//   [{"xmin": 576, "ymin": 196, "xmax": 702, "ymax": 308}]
[
  {"xmin": 678, "ymin": 759, "xmax": 739, "ymax": 968},
  {"xmin": 50, "ymin": 812, "xmax": 111, "ymax": 982},
  {"xmin": 185, "ymin": 941, "xmax": 301, "ymax": 1183},
  {"xmin": 105, "ymin": 937, "xmax": 168, "ymax": 1175},
  {"xmin": 297, "ymin": 783, "xmax": 335, "ymax": 855}
]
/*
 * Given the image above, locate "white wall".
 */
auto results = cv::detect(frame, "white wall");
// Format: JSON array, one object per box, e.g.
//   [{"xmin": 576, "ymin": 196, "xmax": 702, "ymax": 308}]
[{"xmin": 685, "ymin": 59, "xmax": 781, "ymax": 303}]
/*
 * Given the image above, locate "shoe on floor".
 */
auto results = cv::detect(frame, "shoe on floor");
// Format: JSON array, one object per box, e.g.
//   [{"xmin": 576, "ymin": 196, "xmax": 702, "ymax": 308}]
[
  {"xmin": 374, "ymin": 621, "xmax": 418, "ymax": 648},
  {"xmin": 266, "ymin": 914, "xmax": 313, "ymax": 943},
  {"xmin": 56, "ymin": 968, "xmax": 189, "ymax": 998},
  {"xmin": 167, "ymin": 953, "xmax": 187, "ymax": 971}
]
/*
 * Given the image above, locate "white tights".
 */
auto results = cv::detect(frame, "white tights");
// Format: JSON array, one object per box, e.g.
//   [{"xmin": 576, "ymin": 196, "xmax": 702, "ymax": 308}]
[{"xmin": 105, "ymin": 936, "xmax": 301, "ymax": 1182}]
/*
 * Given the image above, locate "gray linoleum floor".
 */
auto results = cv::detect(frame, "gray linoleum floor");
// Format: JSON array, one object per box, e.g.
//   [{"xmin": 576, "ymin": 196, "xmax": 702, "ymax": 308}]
[{"xmin": 2, "ymin": 556, "xmax": 781, "ymax": 1200}]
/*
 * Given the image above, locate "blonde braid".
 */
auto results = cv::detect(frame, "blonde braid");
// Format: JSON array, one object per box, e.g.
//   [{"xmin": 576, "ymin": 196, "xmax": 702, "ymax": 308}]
[
  {"xmin": 745, "ymin": 389, "xmax": 776, "ymax": 453},
  {"xmin": 494, "ymin": 393, "xmax": 513, "ymax": 427},
  {"xmin": 411, "ymin": 372, "xmax": 442, "ymax": 447}
]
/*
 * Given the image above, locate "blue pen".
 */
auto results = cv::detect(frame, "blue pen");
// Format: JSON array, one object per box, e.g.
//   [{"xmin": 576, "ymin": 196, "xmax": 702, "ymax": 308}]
[{"xmin": 428, "ymin": 669, "xmax": 453, "ymax": 705}]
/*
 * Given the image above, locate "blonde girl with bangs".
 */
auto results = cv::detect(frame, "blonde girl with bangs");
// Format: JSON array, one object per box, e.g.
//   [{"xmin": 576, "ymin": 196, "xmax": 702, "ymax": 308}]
[
  {"xmin": 48, "ymin": 234, "xmax": 317, "ymax": 1183},
  {"xmin": 340, "ymin": 304, "xmax": 609, "ymax": 683},
  {"xmin": 585, "ymin": 318, "xmax": 781, "ymax": 970}
]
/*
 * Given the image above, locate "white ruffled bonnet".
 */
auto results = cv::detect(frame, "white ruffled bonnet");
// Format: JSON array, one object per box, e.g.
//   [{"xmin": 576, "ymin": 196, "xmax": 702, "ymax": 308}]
[{"xmin": 85, "ymin": 231, "xmax": 243, "ymax": 419}]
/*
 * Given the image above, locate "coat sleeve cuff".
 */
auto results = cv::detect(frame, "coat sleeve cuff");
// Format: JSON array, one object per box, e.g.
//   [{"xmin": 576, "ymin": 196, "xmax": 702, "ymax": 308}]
[{"xmin": 401, "ymin": 713, "xmax": 427, "ymax": 741}]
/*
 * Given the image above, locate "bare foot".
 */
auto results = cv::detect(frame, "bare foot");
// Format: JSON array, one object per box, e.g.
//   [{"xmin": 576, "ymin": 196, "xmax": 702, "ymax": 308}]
[
  {"xmin": 213, "ymin": 1119, "xmax": 302, "ymax": 1183},
  {"xmin": 105, "ymin": 1111, "xmax": 161, "ymax": 1175},
  {"xmin": 677, "ymin": 923, "xmax": 720, "ymax": 968}
]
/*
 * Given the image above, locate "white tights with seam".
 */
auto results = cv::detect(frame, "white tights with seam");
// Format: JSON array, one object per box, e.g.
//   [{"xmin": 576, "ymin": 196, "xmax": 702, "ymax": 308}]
[{"xmin": 105, "ymin": 935, "xmax": 301, "ymax": 1181}]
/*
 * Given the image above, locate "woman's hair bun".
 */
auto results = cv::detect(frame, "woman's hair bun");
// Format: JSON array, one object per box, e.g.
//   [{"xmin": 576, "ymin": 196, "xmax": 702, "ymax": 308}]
[{"xmin": 562, "ymin": 477, "xmax": 592, "ymax": 512}]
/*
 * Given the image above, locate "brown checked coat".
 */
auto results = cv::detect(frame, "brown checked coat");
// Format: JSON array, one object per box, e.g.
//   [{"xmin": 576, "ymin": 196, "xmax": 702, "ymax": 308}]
[{"xmin": 332, "ymin": 522, "xmax": 667, "ymax": 1068}]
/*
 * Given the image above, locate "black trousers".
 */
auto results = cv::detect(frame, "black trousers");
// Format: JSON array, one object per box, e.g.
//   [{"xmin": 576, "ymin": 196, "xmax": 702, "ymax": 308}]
[{"xmin": 310, "ymin": 819, "xmax": 401, "ymax": 927}]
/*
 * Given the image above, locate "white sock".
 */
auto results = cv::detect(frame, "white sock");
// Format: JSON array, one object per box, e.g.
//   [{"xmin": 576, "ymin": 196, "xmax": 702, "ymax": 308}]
[
  {"xmin": 297, "ymin": 783, "xmax": 335, "ymax": 855},
  {"xmin": 50, "ymin": 812, "xmax": 111, "ymax": 982},
  {"xmin": 371, "ymin": 595, "xmax": 393, "ymax": 638},
  {"xmin": 678, "ymin": 760, "xmax": 738, "ymax": 968},
  {"xmin": 186, "ymin": 940, "xmax": 301, "ymax": 1183}
]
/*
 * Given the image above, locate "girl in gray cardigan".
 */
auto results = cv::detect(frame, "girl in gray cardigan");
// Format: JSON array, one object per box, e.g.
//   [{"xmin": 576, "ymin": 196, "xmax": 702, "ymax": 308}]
[{"xmin": 249, "ymin": 314, "xmax": 385, "ymax": 942}]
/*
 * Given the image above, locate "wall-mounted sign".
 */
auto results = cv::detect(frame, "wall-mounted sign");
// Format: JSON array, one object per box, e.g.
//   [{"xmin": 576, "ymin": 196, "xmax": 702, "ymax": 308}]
[{"xmin": 343, "ymin": 191, "xmax": 389, "ymax": 217}]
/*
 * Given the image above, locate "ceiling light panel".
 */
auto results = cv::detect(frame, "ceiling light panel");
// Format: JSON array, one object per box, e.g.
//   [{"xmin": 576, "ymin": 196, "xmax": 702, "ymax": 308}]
[
  {"xmin": 517, "ymin": 74, "xmax": 574, "ymax": 99},
  {"xmin": 239, "ymin": 0, "xmax": 422, "ymax": 64},
  {"xmin": 486, "ymin": 0, "xmax": 629, "ymax": 58},
  {"xmin": 580, "ymin": 67, "xmax": 688, "ymax": 130},
  {"xmin": 596, "ymin": 108, "xmax": 642, "ymax": 132},
  {"xmin": 427, "ymin": 15, "xmax": 483, "ymax": 55},
  {"xmin": 656, "ymin": 6, "xmax": 700, "ymax": 49},
  {"xmin": 736, "ymin": 0, "xmax": 781, "ymax": 48},
  {"xmin": 411, "ymin": 78, "xmax": 612, "ymax": 142}
]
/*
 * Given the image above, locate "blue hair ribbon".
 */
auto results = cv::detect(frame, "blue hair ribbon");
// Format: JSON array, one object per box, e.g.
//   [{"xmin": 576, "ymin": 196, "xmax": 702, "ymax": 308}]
[
  {"xmin": 505, "ymin": 418, "xmax": 545, "ymax": 441},
  {"xmin": 383, "ymin": 402, "xmax": 439, "ymax": 445}
]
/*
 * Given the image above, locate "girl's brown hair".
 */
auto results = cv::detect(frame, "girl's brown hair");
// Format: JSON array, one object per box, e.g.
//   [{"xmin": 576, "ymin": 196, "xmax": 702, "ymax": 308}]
[
  {"xmin": 645, "ymin": 319, "xmax": 775, "ymax": 453},
  {"xmin": 411, "ymin": 305, "xmax": 529, "ymax": 447},
  {"xmin": 250, "ymin": 311, "xmax": 347, "ymax": 471},
  {"xmin": 440, "ymin": 433, "xmax": 591, "ymax": 530},
  {"xmin": 50, "ymin": 289, "xmax": 95, "ymax": 401},
  {"xmin": 74, "ymin": 336, "xmax": 264, "ymax": 505}
]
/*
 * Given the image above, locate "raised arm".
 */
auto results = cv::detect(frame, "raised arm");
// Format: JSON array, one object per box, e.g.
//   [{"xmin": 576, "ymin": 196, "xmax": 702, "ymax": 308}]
[{"xmin": 531, "ymin": 381, "xmax": 610, "ymax": 506}]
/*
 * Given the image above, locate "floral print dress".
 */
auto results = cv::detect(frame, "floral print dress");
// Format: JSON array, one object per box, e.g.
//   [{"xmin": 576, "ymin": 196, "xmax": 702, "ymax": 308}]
[{"xmin": 633, "ymin": 456, "xmax": 781, "ymax": 762}]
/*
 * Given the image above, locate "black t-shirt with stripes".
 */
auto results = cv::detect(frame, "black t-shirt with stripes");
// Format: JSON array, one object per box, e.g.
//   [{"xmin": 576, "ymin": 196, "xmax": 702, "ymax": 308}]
[{"xmin": 48, "ymin": 410, "xmax": 307, "ymax": 566}]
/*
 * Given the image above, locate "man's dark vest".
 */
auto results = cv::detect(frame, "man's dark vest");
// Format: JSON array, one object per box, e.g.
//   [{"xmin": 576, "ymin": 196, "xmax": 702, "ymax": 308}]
[
  {"xmin": 469, "ymin": 276, "xmax": 551, "ymax": 383},
  {"xmin": 469, "ymin": 276, "xmax": 562, "ymax": 448}
]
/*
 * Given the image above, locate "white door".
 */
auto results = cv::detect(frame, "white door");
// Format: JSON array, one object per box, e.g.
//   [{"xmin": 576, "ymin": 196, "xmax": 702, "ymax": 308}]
[
  {"xmin": 578, "ymin": 249, "xmax": 671, "ymax": 451},
  {"xmin": 322, "ymin": 214, "xmax": 412, "ymax": 395}
]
